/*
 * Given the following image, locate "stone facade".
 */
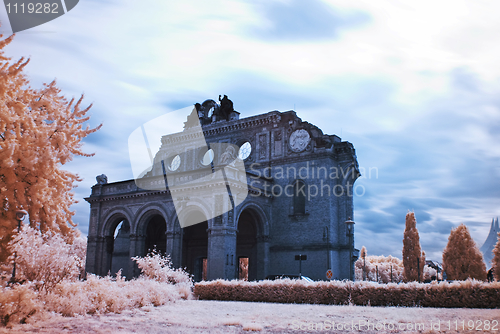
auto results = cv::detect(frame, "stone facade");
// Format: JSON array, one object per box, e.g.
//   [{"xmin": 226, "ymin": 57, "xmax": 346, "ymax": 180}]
[{"xmin": 85, "ymin": 107, "xmax": 360, "ymax": 281}]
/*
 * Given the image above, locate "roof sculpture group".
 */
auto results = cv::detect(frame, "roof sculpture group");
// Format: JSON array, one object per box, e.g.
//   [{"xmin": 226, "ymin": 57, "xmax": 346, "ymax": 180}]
[{"xmin": 184, "ymin": 95, "xmax": 235, "ymax": 128}]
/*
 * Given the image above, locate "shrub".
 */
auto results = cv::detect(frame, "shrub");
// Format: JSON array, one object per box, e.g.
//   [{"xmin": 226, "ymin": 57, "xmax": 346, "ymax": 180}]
[
  {"xmin": 7, "ymin": 225, "xmax": 84, "ymax": 291},
  {"xmin": 42, "ymin": 272, "xmax": 185, "ymax": 316},
  {"xmin": 194, "ymin": 279, "xmax": 500, "ymax": 308},
  {"xmin": 355, "ymin": 254, "xmax": 404, "ymax": 283},
  {"xmin": 132, "ymin": 251, "xmax": 192, "ymax": 286},
  {"xmin": 132, "ymin": 252, "xmax": 193, "ymax": 300},
  {"xmin": 0, "ymin": 226, "xmax": 193, "ymax": 326},
  {"xmin": 0, "ymin": 283, "xmax": 39, "ymax": 326}
]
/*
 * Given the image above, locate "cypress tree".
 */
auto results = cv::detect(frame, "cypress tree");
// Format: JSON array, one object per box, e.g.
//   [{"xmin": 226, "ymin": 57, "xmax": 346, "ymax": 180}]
[{"xmin": 402, "ymin": 212, "xmax": 425, "ymax": 282}]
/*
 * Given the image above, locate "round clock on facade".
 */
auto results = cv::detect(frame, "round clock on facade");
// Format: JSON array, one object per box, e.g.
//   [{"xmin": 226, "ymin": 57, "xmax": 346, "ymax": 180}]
[{"xmin": 289, "ymin": 129, "xmax": 310, "ymax": 152}]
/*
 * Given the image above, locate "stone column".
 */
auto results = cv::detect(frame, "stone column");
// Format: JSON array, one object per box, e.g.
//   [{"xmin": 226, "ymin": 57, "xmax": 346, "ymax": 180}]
[
  {"xmin": 101, "ymin": 236, "xmax": 114, "ymax": 276},
  {"xmin": 85, "ymin": 191, "xmax": 102, "ymax": 276},
  {"xmin": 85, "ymin": 235, "xmax": 98, "ymax": 275},
  {"xmin": 256, "ymin": 235, "xmax": 270, "ymax": 280},
  {"xmin": 95, "ymin": 236, "xmax": 105, "ymax": 276},
  {"xmin": 129, "ymin": 234, "xmax": 146, "ymax": 277},
  {"xmin": 207, "ymin": 220, "xmax": 237, "ymax": 280},
  {"xmin": 166, "ymin": 230, "xmax": 182, "ymax": 268}
]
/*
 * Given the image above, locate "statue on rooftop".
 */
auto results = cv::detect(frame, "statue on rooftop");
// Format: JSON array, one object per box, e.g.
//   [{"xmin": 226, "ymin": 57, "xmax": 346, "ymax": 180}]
[
  {"xmin": 219, "ymin": 95, "xmax": 233, "ymax": 121},
  {"xmin": 184, "ymin": 97, "xmax": 234, "ymax": 128}
]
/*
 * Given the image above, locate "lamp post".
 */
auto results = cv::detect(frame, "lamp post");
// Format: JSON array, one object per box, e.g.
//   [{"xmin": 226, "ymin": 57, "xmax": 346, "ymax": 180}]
[
  {"xmin": 345, "ymin": 217, "xmax": 355, "ymax": 281},
  {"xmin": 10, "ymin": 210, "xmax": 28, "ymax": 283},
  {"xmin": 323, "ymin": 226, "xmax": 330, "ymax": 270}
]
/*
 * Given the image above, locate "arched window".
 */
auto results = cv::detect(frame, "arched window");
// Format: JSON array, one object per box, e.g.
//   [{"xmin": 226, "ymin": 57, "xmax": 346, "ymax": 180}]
[{"xmin": 293, "ymin": 180, "xmax": 306, "ymax": 215}]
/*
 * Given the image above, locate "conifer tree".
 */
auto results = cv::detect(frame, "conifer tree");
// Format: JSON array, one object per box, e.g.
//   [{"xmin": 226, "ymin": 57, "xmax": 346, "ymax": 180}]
[
  {"xmin": 402, "ymin": 211, "xmax": 425, "ymax": 282},
  {"xmin": 360, "ymin": 245, "xmax": 367, "ymax": 280},
  {"xmin": 442, "ymin": 224, "xmax": 487, "ymax": 281},
  {"xmin": 492, "ymin": 232, "xmax": 500, "ymax": 281},
  {"xmin": 0, "ymin": 34, "xmax": 101, "ymax": 263}
]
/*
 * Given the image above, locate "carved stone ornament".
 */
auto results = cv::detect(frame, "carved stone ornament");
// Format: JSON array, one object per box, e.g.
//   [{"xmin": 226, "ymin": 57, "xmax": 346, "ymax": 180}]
[
  {"xmin": 289, "ymin": 129, "xmax": 310, "ymax": 152},
  {"xmin": 96, "ymin": 174, "xmax": 108, "ymax": 185},
  {"xmin": 219, "ymin": 145, "xmax": 237, "ymax": 165}
]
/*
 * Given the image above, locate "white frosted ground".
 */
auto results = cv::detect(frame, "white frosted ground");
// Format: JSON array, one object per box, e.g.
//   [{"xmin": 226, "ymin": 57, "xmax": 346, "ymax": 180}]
[{"xmin": 2, "ymin": 300, "xmax": 499, "ymax": 333}]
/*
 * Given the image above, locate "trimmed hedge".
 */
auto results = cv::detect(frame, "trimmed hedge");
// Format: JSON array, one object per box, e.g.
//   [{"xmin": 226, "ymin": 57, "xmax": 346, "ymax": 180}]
[{"xmin": 194, "ymin": 279, "xmax": 500, "ymax": 308}]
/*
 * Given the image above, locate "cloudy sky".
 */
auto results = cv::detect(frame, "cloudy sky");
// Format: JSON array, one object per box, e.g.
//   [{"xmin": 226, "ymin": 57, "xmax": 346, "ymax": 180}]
[{"xmin": 2, "ymin": 0, "xmax": 499, "ymax": 262}]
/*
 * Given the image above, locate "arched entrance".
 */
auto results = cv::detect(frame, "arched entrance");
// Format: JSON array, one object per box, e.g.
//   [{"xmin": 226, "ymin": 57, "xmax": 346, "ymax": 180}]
[
  {"xmin": 103, "ymin": 217, "xmax": 131, "ymax": 277},
  {"xmin": 144, "ymin": 214, "xmax": 167, "ymax": 255},
  {"xmin": 182, "ymin": 210, "xmax": 208, "ymax": 282},
  {"xmin": 236, "ymin": 209, "xmax": 258, "ymax": 281},
  {"xmin": 110, "ymin": 220, "xmax": 131, "ymax": 277}
]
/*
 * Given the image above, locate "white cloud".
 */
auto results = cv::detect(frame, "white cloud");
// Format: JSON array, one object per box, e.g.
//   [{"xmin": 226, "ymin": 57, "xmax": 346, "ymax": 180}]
[{"xmin": 4, "ymin": 0, "xmax": 500, "ymax": 262}]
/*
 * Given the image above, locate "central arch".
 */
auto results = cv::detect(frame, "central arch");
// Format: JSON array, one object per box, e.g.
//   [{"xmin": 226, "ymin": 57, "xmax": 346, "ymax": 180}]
[
  {"xmin": 236, "ymin": 208, "xmax": 261, "ymax": 281},
  {"xmin": 182, "ymin": 210, "xmax": 208, "ymax": 281},
  {"xmin": 135, "ymin": 207, "xmax": 169, "ymax": 259},
  {"xmin": 144, "ymin": 215, "xmax": 167, "ymax": 255}
]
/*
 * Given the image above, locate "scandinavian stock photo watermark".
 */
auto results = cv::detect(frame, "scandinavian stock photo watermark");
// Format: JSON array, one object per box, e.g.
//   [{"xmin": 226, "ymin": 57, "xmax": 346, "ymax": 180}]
[
  {"xmin": 290, "ymin": 318, "xmax": 499, "ymax": 332},
  {"xmin": 129, "ymin": 104, "xmax": 378, "ymax": 228},
  {"xmin": 248, "ymin": 162, "xmax": 378, "ymax": 200},
  {"xmin": 128, "ymin": 105, "xmax": 249, "ymax": 228}
]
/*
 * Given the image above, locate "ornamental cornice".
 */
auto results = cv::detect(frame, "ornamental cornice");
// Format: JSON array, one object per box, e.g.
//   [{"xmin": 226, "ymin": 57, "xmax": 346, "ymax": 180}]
[
  {"xmin": 84, "ymin": 179, "xmax": 253, "ymax": 203},
  {"xmin": 203, "ymin": 113, "xmax": 281, "ymax": 137},
  {"xmin": 161, "ymin": 112, "xmax": 282, "ymax": 144},
  {"xmin": 84, "ymin": 190, "xmax": 170, "ymax": 203}
]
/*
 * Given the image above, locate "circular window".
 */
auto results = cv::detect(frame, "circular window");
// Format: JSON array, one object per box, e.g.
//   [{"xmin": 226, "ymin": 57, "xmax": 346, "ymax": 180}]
[
  {"xmin": 201, "ymin": 149, "xmax": 214, "ymax": 166},
  {"xmin": 238, "ymin": 142, "xmax": 252, "ymax": 160},
  {"xmin": 169, "ymin": 155, "xmax": 181, "ymax": 171}
]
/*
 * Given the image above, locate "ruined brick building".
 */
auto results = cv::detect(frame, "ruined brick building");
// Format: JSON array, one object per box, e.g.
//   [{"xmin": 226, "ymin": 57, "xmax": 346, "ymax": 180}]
[{"xmin": 85, "ymin": 99, "xmax": 360, "ymax": 281}]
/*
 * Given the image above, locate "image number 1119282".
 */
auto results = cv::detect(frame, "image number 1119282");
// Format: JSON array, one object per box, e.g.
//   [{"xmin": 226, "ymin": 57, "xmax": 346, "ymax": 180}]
[{"xmin": 2, "ymin": 0, "xmax": 79, "ymax": 33}]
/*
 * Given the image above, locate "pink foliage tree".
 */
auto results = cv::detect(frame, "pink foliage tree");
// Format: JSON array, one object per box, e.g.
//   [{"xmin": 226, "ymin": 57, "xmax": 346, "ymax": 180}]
[
  {"xmin": 493, "ymin": 233, "xmax": 500, "ymax": 281},
  {"xmin": 0, "ymin": 34, "xmax": 101, "ymax": 263},
  {"xmin": 442, "ymin": 224, "xmax": 486, "ymax": 281}
]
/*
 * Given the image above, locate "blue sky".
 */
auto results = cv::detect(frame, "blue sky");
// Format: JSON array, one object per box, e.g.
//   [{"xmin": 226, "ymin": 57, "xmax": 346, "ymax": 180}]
[{"xmin": 2, "ymin": 0, "xmax": 499, "ymax": 262}]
